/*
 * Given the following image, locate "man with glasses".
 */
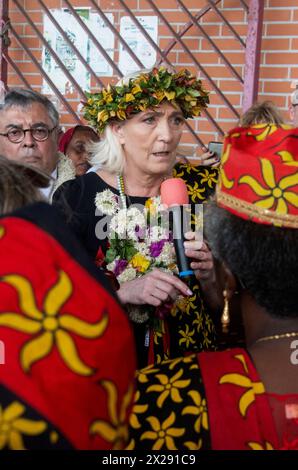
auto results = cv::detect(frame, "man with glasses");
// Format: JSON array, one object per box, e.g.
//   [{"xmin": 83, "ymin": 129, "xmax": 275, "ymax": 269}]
[{"xmin": 0, "ymin": 88, "xmax": 59, "ymax": 199}]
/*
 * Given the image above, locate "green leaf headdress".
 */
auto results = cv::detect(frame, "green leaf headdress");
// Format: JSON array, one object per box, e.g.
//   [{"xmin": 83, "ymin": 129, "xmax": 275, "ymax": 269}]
[{"xmin": 83, "ymin": 67, "xmax": 209, "ymax": 133}]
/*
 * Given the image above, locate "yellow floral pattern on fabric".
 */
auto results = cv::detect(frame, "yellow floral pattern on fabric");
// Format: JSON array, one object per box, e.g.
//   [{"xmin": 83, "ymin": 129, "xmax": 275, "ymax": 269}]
[
  {"xmin": 0, "ymin": 226, "xmax": 4, "ymax": 239},
  {"xmin": 0, "ymin": 271, "xmax": 108, "ymax": 375},
  {"xmin": 239, "ymin": 158, "xmax": 298, "ymax": 216},
  {"xmin": 248, "ymin": 441, "xmax": 274, "ymax": 450},
  {"xmin": 219, "ymin": 354, "xmax": 265, "ymax": 417},
  {"xmin": 0, "ymin": 402, "xmax": 47, "ymax": 450},
  {"xmin": 198, "ymin": 168, "xmax": 219, "ymax": 188},
  {"xmin": 147, "ymin": 368, "xmax": 191, "ymax": 408},
  {"xmin": 140, "ymin": 412, "xmax": 185, "ymax": 450},
  {"xmin": 182, "ymin": 390, "xmax": 208, "ymax": 433},
  {"xmin": 248, "ymin": 123, "xmax": 279, "ymax": 141},
  {"xmin": 247, "ymin": 123, "xmax": 292, "ymax": 142},
  {"xmin": 277, "ymin": 150, "xmax": 296, "ymax": 164},
  {"xmin": 127, "ymin": 354, "xmax": 211, "ymax": 450},
  {"xmin": 90, "ymin": 381, "xmax": 134, "ymax": 450},
  {"xmin": 220, "ymin": 143, "xmax": 235, "ymax": 189},
  {"xmin": 128, "ymin": 391, "xmax": 148, "ymax": 430},
  {"xmin": 127, "ymin": 349, "xmax": 281, "ymax": 451},
  {"xmin": 151, "ymin": 163, "xmax": 218, "ymax": 361},
  {"xmin": 179, "ymin": 324, "xmax": 196, "ymax": 348},
  {"xmin": 186, "ymin": 181, "xmax": 207, "ymax": 202}
]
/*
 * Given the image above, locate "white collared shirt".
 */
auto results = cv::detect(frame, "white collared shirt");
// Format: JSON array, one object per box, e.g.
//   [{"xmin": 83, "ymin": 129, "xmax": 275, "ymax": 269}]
[{"xmin": 40, "ymin": 167, "xmax": 58, "ymax": 201}]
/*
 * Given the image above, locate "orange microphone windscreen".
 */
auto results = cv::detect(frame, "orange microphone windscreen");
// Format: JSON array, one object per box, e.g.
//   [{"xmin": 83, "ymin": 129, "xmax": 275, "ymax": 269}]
[{"xmin": 160, "ymin": 178, "xmax": 189, "ymax": 206}]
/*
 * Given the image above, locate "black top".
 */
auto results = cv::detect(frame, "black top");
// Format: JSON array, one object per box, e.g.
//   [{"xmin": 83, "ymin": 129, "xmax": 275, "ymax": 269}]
[
  {"xmin": 53, "ymin": 165, "xmax": 219, "ymax": 367},
  {"xmin": 3, "ymin": 201, "xmax": 115, "ymax": 298},
  {"xmin": 53, "ymin": 172, "xmax": 148, "ymax": 260}
]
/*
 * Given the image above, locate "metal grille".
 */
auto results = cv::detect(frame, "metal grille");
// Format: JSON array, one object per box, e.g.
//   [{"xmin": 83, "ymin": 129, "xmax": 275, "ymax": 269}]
[{"xmin": 0, "ymin": 0, "xmax": 264, "ymax": 152}]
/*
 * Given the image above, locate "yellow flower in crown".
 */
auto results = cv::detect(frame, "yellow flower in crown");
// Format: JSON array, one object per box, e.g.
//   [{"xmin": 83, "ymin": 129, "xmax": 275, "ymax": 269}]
[
  {"xmin": 130, "ymin": 253, "xmax": 150, "ymax": 273},
  {"xmin": 0, "ymin": 271, "xmax": 108, "ymax": 375},
  {"xmin": 239, "ymin": 158, "xmax": 298, "ymax": 215},
  {"xmin": 0, "ymin": 402, "xmax": 47, "ymax": 450},
  {"xmin": 97, "ymin": 110, "xmax": 109, "ymax": 123},
  {"xmin": 83, "ymin": 67, "xmax": 209, "ymax": 133},
  {"xmin": 153, "ymin": 89, "xmax": 165, "ymax": 102},
  {"xmin": 102, "ymin": 87, "xmax": 113, "ymax": 103}
]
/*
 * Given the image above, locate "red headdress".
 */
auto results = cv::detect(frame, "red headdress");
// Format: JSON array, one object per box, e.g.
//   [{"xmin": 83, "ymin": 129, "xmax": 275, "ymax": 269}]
[{"xmin": 216, "ymin": 124, "xmax": 298, "ymax": 228}]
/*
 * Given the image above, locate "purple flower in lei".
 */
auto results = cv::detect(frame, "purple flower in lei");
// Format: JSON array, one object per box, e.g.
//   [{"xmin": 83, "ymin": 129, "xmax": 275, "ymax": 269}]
[
  {"xmin": 135, "ymin": 225, "xmax": 146, "ymax": 239},
  {"xmin": 114, "ymin": 259, "xmax": 128, "ymax": 277},
  {"xmin": 149, "ymin": 239, "xmax": 167, "ymax": 258}
]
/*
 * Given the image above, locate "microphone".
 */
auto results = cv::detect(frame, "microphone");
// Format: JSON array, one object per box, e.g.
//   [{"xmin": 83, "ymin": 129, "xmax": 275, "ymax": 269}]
[{"xmin": 161, "ymin": 178, "xmax": 196, "ymax": 286}]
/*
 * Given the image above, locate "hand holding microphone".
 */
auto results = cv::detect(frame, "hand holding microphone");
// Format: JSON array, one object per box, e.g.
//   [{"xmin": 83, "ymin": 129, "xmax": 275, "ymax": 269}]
[{"xmin": 161, "ymin": 178, "xmax": 196, "ymax": 288}]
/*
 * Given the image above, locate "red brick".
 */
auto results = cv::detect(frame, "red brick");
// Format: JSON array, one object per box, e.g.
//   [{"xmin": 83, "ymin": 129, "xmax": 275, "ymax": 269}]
[
  {"xmin": 269, "ymin": 0, "xmax": 298, "ymax": 6},
  {"xmin": 263, "ymin": 81, "xmax": 294, "ymax": 94},
  {"xmin": 257, "ymin": 94, "xmax": 288, "ymax": 107},
  {"xmin": 222, "ymin": 24, "xmax": 247, "ymax": 37},
  {"xmin": 178, "ymin": 51, "xmax": 220, "ymax": 65},
  {"xmin": 219, "ymin": 79, "xmax": 243, "ymax": 93},
  {"xmin": 201, "ymin": 38, "xmax": 244, "ymax": 51},
  {"xmin": 266, "ymin": 23, "xmax": 298, "ymax": 36},
  {"xmin": 260, "ymin": 66, "xmax": 289, "ymax": 79},
  {"xmin": 265, "ymin": 52, "xmax": 298, "ymax": 65},
  {"xmin": 262, "ymin": 38, "xmax": 290, "ymax": 51},
  {"xmin": 5, "ymin": 0, "xmax": 298, "ymax": 139},
  {"xmin": 264, "ymin": 9, "xmax": 292, "ymax": 22}
]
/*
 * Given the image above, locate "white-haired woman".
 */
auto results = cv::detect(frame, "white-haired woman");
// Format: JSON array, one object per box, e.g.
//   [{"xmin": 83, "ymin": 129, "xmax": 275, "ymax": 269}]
[{"xmin": 53, "ymin": 67, "xmax": 220, "ymax": 367}]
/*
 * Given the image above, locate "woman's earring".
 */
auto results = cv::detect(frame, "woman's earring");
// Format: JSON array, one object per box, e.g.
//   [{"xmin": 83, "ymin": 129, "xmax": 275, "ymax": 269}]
[{"xmin": 221, "ymin": 289, "xmax": 230, "ymax": 333}]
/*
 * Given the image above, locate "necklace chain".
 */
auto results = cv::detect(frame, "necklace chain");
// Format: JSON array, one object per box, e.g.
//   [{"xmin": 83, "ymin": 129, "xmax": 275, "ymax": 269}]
[
  {"xmin": 255, "ymin": 331, "xmax": 298, "ymax": 344},
  {"xmin": 117, "ymin": 174, "xmax": 127, "ymax": 209}
]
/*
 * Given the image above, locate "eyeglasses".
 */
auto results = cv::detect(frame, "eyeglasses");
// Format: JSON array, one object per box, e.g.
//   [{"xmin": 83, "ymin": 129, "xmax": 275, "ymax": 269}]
[{"xmin": 0, "ymin": 126, "xmax": 57, "ymax": 143}]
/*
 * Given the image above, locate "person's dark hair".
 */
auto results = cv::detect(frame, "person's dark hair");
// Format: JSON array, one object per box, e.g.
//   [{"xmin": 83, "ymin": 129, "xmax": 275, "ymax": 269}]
[
  {"xmin": 239, "ymin": 101, "xmax": 285, "ymax": 127},
  {"xmin": 0, "ymin": 88, "xmax": 59, "ymax": 128},
  {"xmin": 0, "ymin": 156, "xmax": 49, "ymax": 214},
  {"xmin": 73, "ymin": 125, "xmax": 99, "ymax": 138},
  {"xmin": 204, "ymin": 201, "xmax": 298, "ymax": 318}
]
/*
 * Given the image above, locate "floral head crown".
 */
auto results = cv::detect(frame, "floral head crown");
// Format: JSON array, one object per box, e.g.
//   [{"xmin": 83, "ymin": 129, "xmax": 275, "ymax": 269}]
[{"xmin": 83, "ymin": 67, "xmax": 209, "ymax": 133}]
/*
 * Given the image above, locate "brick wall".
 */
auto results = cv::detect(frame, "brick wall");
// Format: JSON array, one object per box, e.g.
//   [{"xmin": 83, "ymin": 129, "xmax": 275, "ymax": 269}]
[{"xmin": 6, "ymin": 0, "xmax": 298, "ymax": 156}]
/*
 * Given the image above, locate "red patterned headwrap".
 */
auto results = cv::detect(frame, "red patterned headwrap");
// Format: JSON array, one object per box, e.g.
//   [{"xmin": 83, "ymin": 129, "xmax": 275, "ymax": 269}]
[
  {"xmin": 0, "ymin": 204, "xmax": 136, "ymax": 449},
  {"xmin": 216, "ymin": 124, "xmax": 298, "ymax": 228},
  {"xmin": 58, "ymin": 126, "xmax": 98, "ymax": 154}
]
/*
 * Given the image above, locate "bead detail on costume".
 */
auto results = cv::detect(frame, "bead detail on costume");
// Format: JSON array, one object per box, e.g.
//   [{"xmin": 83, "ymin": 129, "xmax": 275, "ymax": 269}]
[
  {"xmin": 117, "ymin": 174, "xmax": 127, "ymax": 209},
  {"xmin": 255, "ymin": 331, "xmax": 298, "ymax": 343}
]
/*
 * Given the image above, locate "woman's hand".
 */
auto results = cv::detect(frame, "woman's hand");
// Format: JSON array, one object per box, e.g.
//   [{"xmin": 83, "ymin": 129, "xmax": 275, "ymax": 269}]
[
  {"xmin": 198, "ymin": 146, "xmax": 220, "ymax": 167},
  {"xmin": 184, "ymin": 231, "xmax": 222, "ymax": 312},
  {"xmin": 117, "ymin": 268, "xmax": 193, "ymax": 307},
  {"xmin": 184, "ymin": 232, "xmax": 215, "ymax": 281}
]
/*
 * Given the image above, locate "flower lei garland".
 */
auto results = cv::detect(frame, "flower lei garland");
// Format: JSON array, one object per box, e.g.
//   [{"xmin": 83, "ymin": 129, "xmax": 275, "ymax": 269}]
[
  {"xmin": 95, "ymin": 189, "xmax": 178, "ymax": 323},
  {"xmin": 52, "ymin": 152, "xmax": 76, "ymax": 193},
  {"xmin": 83, "ymin": 67, "xmax": 209, "ymax": 133}
]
